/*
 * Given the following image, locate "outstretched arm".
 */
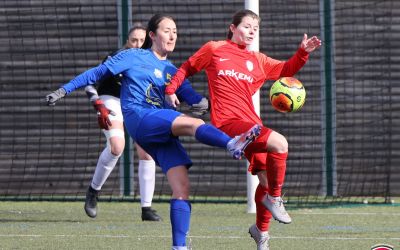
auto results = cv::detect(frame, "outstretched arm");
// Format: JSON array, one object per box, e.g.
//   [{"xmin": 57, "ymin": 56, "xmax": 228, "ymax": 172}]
[
  {"xmin": 279, "ymin": 34, "xmax": 321, "ymax": 77},
  {"xmin": 84, "ymin": 85, "xmax": 100, "ymax": 103},
  {"xmin": 300, "ymin": 33, "xmax": 321, "ymax": 53},
  {"xmin": 45, "ymin": 64, "xmax": 111, "ymax": 106}
]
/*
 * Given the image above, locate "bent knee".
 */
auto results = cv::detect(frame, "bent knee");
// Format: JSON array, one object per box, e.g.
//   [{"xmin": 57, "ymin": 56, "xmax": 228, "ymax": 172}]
[
  {"xmin": 104, "ymin": 128, "xmax": 125, "ymax": 156},
  {"xmin": 110, "ymin": 146, "xmax": 124, "ymax": 156},
  {"xmin": 267, "ymin": 132, "xmax": 288, "ymax": 153},
  {"xmin": 193, "ymin": 117, "xmax": 205, "ymax": 125},
  {"xmin": 190, "ymin": 117, "xmax": 205, "ymax": 130},
  {"xmin": 109, "ymin": 139, "xmax": 125, "ymax": 156},
  {"xmin": 276, "ymin": 138, "xmax": 288, "ymax": 153}
]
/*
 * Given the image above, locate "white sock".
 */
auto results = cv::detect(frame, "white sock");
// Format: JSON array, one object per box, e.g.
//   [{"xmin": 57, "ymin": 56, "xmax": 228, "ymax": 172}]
[
  {"xmin": 91, "ymin": 147, "xmax": 120, "ymax": 190},
  {"xmin": 171, "ymin": 247, "xmax": 187, "ymax": 250},
  {"xmin": 138, "ymin": 159, "xmax": 156, "ymax": 207}
]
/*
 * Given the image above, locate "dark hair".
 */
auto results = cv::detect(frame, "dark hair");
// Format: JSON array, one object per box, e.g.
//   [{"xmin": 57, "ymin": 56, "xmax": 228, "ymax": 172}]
[
  {"xmin": 128, "ymin": 23, "xmax": 146, "ymax": 37},
  {"xmin": 227, "ymin": 9, "xmax": 260, "ymax": 40},
  {"xmin": 141, "ymin": 13, "xmax": 176, "ymax": 49}
]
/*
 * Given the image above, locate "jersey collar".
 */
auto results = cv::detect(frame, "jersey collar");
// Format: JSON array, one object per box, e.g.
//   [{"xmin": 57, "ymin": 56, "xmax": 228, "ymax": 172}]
[{"xmin": 226, "ymin": 39, "xmax": 247, "ymax": 50}]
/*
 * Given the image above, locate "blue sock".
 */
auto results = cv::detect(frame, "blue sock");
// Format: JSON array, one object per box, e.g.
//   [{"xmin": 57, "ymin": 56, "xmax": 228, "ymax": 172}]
[
  {"xmin": 195, "ymin": 124, "xmax": 231, "ymax": 148},
  {"xmin": 170, "ymin": 199, "xmax": 191, "ymax": 247}
]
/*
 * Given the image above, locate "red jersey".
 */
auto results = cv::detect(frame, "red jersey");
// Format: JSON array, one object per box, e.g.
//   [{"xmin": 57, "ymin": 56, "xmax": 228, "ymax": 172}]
[{"xmin": 166, "ymin": 40, "xmax": 309, "ymax": 128}]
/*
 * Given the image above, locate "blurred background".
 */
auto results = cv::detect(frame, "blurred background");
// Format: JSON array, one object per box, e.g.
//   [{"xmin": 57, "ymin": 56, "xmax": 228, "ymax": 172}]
[{"xmin": 0, "ymin": 0, "xmax": 398, "ymax": 205}]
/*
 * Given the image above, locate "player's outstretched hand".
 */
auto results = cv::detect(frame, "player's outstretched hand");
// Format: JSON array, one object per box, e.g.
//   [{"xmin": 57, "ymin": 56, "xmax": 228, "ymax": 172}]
[
  {"xmin": 190, "ymin": 97, "xmax": 209, "ymax": 116},
  {"xmin": 300, "ymin": 33, "xmax": 321, "ymax": 53},
  {"xmin": 165, "ymin": 93, "xmax": 180, "ymax": 108},
  {"xmin": 46, "ymin": 88, "xmax": 66, "ymax": 106},
  {"xmin": 93, "ymin": 99, "xmax": 113, "ymax": 130}
]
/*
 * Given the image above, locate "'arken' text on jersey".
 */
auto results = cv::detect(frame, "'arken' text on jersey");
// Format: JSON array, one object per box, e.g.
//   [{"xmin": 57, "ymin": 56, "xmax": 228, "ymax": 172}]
[{"xmin": 217, "ymin": 69, "xmax": 254, "ymax": 83}]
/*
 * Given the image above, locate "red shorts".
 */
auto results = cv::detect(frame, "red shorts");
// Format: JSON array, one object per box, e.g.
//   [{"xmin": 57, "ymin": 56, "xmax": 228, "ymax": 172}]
[{"xmin": 219, "ymin": 121, "xmax": 272, "ymax": 175}]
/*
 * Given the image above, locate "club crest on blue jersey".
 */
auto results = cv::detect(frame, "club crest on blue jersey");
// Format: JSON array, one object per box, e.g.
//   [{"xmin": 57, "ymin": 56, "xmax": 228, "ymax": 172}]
[
  {"xmin": 145, "ymin": 83, "xmax": 163, "ymax": 107},
  {"xmin": 154, "ymin": 68, "xmax": 163, "ymax": 78}
]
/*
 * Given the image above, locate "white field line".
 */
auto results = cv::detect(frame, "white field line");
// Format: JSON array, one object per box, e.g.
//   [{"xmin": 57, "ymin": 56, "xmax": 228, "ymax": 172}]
[
  {"xmin": 0, "ymin": 234, "xmax": 399, "ymax": 241},
  {"xmin": 3, "ymin": 211, "xmax": 399, "ymax": 216},
  {"xmin": 290, "ymin": 212, "xmax": 400, "ymax": 215}
]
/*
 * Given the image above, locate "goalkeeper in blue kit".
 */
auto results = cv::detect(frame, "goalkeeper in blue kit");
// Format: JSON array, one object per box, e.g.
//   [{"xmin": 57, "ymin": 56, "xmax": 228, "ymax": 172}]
[{"xmin": 46, "ymin": 13, "xmax": 260, "ymax": 250}]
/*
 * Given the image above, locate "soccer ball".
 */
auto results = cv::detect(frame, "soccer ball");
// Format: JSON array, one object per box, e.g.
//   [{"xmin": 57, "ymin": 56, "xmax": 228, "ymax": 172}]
[{"xmin": 269, "ymin": 77, "xmax": 306, "ymax": 113}]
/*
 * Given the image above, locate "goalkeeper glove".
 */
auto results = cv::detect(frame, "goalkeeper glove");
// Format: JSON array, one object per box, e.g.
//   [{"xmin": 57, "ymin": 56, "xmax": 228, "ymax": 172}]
[
  {"xmin": 46, "ymin": 87, "xmax": 66, "ymax": 106},
  {"xmin": 93, "ymin": 99, "xmax": 113, "ymax": 130},
  {"xmin": 189, "ymin": 97, "xmax": 209, "ymax": 116}
]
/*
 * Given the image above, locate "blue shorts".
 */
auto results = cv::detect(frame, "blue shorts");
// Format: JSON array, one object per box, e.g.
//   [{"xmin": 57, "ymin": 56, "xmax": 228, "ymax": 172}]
[{"xmin": 126, "ymin": 109, "xmax": 192, "ymax": 174}]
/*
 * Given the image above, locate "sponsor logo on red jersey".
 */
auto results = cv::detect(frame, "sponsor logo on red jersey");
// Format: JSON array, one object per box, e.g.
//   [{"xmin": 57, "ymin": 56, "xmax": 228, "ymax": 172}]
[{"xmin": 217, "ymin": 69, "xmax": 254, "ymax": 83}]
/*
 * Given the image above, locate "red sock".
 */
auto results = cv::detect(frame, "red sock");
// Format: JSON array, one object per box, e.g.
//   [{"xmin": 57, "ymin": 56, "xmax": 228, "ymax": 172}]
[
  {"xmin": 255, "ymin": 184, "xmax": 272, "ymax": 232},
  {"xmin": 266, "ymin": 152, "xmax": 288, "ymax": 197}
]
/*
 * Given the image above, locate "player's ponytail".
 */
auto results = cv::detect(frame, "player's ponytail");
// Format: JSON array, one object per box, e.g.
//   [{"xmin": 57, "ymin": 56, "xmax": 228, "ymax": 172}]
[
  {"xmin": 141, "ymin": 13, "xmax": 176, "ymax": 49},
  {"xmin": 227, "ymin": 9, "xmax": 260, "ymax": 40}
]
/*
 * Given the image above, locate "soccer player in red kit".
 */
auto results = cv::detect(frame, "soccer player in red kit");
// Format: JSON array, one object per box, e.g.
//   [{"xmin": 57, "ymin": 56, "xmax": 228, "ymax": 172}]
[{"xmin": 165, "ymin": 9, "xmax": 321, "ymax": 249}]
